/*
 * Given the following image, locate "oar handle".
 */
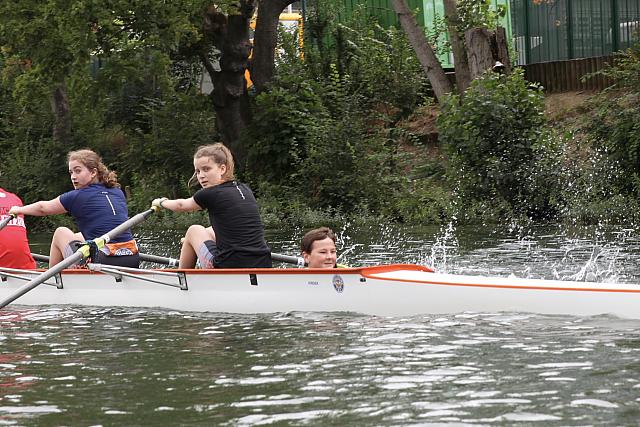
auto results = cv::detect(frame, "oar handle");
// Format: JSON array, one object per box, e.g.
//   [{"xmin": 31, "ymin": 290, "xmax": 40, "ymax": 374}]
[
  {"xmin": 32, "ymin": 253, "xmax": 50, "ymax": 263},
  {"xmin": 139, "ymin": 253, "xmax": 179, "ymax": 267},
  {"xmin": 0, "ymin": 213, "xmax": 17, "ymax": 231},
  {"xmin": 271, "ymin": 253, "xmax": 306, "ymax": 267}
]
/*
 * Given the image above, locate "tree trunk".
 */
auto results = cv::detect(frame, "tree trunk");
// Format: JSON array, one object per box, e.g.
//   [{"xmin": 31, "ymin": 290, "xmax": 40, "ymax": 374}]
[
  {"xmin": 50, "ymin": 83, "xmax": 71, "ymax": 145},
  {"xmin": 494, "ymin": 26, "xmax": 512, "ymax": 74},
  {"xmin": 465, "ymin": 26, "xmax": 511, "ymax": 80},
  {"xmin": 391, "ymin": 0, "xmax": 453, "ymax": 102},
  {"xmin": 465, "ymin": 28, "xmax": 493, "ymax": 79},
  {"xmin": 203, "ymin": 0, "xmax": 256, "ymax": 168},
  {"xmin": 251, "ymin": 0, "xmax": 297, "ymax": 93},
  {"xmin": 442, "ymin": 0, "xmax": 471, "ymax": 93}
]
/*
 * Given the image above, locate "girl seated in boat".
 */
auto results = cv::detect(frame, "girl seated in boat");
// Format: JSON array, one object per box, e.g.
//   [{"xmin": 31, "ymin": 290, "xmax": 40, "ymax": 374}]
[
  {"xmin": 301, "ymin": 227, "xmax": 338, "ymax": 268},
  {"xmin": 9, "ymin": 149, "xmax": 140, "ymax": 268},
  {"xmin": 152, "ymin": 143, "xmax": 272, "ymax": 269}
]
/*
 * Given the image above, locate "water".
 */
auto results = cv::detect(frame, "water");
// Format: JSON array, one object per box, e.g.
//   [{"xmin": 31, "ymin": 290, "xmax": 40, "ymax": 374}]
[{"xmin": 4, "ymin": 223, "xmax": 640, "ymax": 425}]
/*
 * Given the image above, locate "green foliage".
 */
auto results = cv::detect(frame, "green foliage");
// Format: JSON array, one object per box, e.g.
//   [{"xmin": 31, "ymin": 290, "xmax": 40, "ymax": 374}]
[
  {"xmin": 392, "ymin": 178, "xmax": 454, "ymax": 223},
  {"xmin": 119, "ymin": 94, "xmax": 217, "ymax": 212},
  {"xmin": 586, "ymin": 45, "xmax": 640, "ymax": 195},
  {"xmin": 425, "ymin": 13, "xmax": 451, "ymax": 58},
  {"xmin": 456, "ymin": 0, "xmax": 506, "ymax": 32},
  {"xmin": 245, "ymin": 79, "xmax": 329, "ymax": 183},
  {"xmin": 5, "ymin": 0, "xmax": 638, "ymax": 230},
  {"xmin": 244, "ymin": 5, "xmax": 432, "ymax": 217},
  {"xmin": 0, "ymin": 51, "xmax": 68, "ymax": 211},
  {"xmin": 438, "ymin": 69, "xmax": 560, "ymax": 219},
  {"xmin": 589, "ymin": 94, "xmax": 640, "ymax": 194},
  {"xmin": 318, "ymin": 6, "xmax": 430, "ymax": 115},
  {"xmin": 0, "ymin": 0, "xmax": 213, "ymax": 213},
  {"xmin": 557, "ymin": 142, "xmax": 640, "ymax": 224},
  {"xmin": 244, "ymin": 73, "xmax": 397, "ymax": 213},
  {"xmin": 297, "ymin": 112, "xmax": 395, "ymax": 212},
  {"xmin": 594, "ymin": 43, "xmax": 640, "ymax": 92}
]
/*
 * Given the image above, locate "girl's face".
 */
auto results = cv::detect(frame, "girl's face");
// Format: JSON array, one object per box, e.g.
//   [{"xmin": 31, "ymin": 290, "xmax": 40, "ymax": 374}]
[
  {"xmin": 194, "ymin": 156, "xmax": 226, "ymax": 188},
  {"xmin": 68, "ymin": 160, "xmax": 97, "ymax": 189},
  {"xmin": 303, "ymin": 237, "xmax": 337, "ymax": 268}
]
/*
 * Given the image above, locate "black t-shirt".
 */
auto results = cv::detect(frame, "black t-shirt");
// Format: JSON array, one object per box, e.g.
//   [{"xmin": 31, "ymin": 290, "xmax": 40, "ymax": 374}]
[{"xmin": 193, "ymin": 181, "xmax": 271, "ymax": 268}]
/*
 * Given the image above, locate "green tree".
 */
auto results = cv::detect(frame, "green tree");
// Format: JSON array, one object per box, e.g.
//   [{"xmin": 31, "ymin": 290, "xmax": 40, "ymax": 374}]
[{"xmin": 438, "ymin": 69, "xmax": 560, "ymax": 219}]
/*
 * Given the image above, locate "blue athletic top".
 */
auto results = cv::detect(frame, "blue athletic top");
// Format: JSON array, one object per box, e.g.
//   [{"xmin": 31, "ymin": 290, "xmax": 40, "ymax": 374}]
[{"xmin": 59, "ymin": 184, "xmax": 133, "ymax": 243}]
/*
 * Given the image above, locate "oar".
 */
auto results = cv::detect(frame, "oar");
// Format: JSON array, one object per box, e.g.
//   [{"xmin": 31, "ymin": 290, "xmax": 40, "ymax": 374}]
[
  {"xmin": 139, "ymin": 253, "xmax": 179, "ymax": 267},
  {"xmin": 136, "ymin": 253, "xmax": 339, "ymax": 268},
  {"xmin": 271, "ymin": 253, "xmax": 306, "ymax": 267},
  {"xmin": 34, "ymin": 251, "xmax": 321, "ymax": 269},
  {"xmin": 271, "ymin": 253, "xmax": 348, "ymax": 268},
  {"xmin": 31, "ymin": 253, "xmax": 50, "ymax": 263},
  {"xmin": 31, "ymin": 252, "xmax": 180, "ymax": 268},
  {"xmin": 115, "ymin": 252, "xmax": 307, "ymax": 268},
  {"xmin": 0, "ymin": 213, "xmax": 16, "ymax": 231},
  {"xmin": 123, "ymin": 252, "xmax": 306, "ymax": 267},
  {"xmin": 0, "ymin": 207, "xmax": 157, "ymax": 310}
]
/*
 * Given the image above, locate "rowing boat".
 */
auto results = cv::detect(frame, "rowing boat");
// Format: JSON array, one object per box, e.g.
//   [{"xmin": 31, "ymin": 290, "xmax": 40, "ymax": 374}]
[{"xmin": 2, "ymin": 263, "xmax": 640, "ymax": 318}]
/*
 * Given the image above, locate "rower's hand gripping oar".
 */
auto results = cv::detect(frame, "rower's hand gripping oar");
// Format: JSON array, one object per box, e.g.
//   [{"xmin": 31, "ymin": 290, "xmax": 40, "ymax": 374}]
[
  {"xmin": 0, "ymin": 213, "xmax": 16, "ymax": 231},
  {"xmin": 0, "ymin": 207, "xmax": 158, "ymax": 310}
]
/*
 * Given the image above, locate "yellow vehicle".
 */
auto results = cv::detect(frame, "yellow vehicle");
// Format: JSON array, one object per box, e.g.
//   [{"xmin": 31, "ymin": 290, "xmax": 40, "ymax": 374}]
[
  {"xmin": 198, "ymin": 12, "xmax": 303, "ymax": 93},
  {"xmin": 246, "ymin": 12, "xmax": 303, "ymax": 87}
]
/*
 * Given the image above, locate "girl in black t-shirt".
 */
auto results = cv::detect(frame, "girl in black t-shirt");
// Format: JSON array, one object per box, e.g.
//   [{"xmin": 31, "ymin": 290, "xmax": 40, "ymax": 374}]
[{"xmin": 152, "ymin": 143, "xmax": 271, "ymax": 269}]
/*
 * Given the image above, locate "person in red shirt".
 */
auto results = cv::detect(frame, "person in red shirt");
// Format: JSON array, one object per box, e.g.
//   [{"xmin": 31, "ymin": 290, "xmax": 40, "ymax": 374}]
[{"xmin": 0, "ymin": 188, "xmax": 36, "ymax": 269}]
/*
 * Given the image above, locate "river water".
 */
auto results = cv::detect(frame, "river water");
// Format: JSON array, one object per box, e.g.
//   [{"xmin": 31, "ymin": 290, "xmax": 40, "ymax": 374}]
[{"xmin": 2, "ymin": 223, "xmax": 640, "ymax": 426}]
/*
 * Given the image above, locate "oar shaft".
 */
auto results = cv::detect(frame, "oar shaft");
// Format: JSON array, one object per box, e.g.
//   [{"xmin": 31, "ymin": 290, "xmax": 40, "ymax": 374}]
[
  {"xmin": 0, "ymin": 252, "xmax": 83, "ymax": 308},
  {"xmin": 33, "ymin": 252, "xmax": 180, "ymax": 267},
  {"xmin": 140, "ymin": 252, "xmax": 308, "ymax": 267},
  {"xmin": 135, "ymin": 252, "xmax": 305, "ymax": 267},
  {"xmin": 112, "ymin": 251, "xmax": 306, "ymax": 267},
  {"xmin": 37, "ymin": 252, "xmax": 306, "ymax": 267},
  {"xmin": 0, "ymin": 207, "xmax": 157, "ymax": 310},
  {"xmin": 0, "ymin": 214, "xmax": 16, "ymax": 231},
  {"xmin": 32, "ymin": 253, "xmax": 49, "ymax": 263},
  {"xmin": 139, "ymin": 253, "xmax": 178, "ymax": 267},
  {"xmin": 100, "ymin": 209, "xmax": 155, "ymax": 244},
  {"xmin": 271, "ymin": 253, "xmax": 306, "ymax": 267}
]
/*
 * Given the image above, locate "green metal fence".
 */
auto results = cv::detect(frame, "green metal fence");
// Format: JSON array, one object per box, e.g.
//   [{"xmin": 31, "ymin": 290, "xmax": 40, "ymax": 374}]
[
  {"xmin": 511, "ymin": 0, "xmax": 640, "ymax": 65},
  {"xmin": 339, "ymin": 0, "xmax": 512, "ymax": 68}
]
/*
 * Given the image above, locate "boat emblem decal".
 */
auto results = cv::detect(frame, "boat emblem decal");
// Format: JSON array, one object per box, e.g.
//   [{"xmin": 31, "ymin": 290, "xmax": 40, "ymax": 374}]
[{"xmin": 332, "ymin": 275, "xmax": 344, "ymax": 293}]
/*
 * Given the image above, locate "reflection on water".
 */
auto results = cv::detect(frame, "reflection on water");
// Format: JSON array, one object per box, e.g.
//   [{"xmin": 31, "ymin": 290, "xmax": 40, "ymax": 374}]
[
  {"xmin": 2, "ymin": 308, "xmax": 640, "ymax": 425},
  {"xmin": 13, "ymin": 223, "xmax": 640, "ymax": 424}
]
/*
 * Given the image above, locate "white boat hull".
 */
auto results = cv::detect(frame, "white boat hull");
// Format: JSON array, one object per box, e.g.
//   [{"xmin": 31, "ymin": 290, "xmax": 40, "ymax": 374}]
[{"xmin": 2, "ymin": 264, "xmax": 640, "ymax": 318}]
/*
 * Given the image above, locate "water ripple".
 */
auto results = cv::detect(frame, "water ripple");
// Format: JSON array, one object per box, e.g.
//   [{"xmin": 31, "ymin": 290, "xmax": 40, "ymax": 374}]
[{"xmin": 6, "ymin": 221, "xmax": 640, "ymax": 425}]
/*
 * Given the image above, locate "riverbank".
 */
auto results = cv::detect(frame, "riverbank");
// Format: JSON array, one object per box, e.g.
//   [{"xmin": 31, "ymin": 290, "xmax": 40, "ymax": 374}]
[{"xmin": 18, "ymin": 89, "xmax": 631, "ymax": 234}]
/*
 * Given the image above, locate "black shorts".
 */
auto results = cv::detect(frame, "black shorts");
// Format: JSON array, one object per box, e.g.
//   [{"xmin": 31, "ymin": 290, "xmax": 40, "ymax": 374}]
[
  {"xmin": 200, "ymin": 240, "xmax": 272, "ymax": 269},
  {"xmin": 68, "ymin": 240, "xmax": 140, "ymax": 269}
]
